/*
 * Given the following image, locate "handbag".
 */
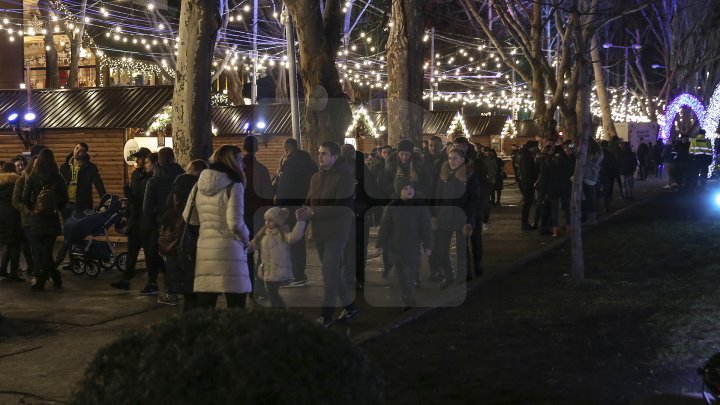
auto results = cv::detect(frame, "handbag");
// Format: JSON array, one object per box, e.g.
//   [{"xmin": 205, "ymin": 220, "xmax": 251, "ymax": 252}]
[{"xmin": 158, "ymin": 188, "xmax": 197, "ymax": 256}]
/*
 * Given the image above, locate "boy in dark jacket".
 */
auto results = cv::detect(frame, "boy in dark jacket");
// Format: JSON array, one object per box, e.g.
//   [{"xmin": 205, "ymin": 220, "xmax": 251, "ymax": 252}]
[{"xmin": 377, "ymin": 177, "xmax": 433, "ymax": 310}]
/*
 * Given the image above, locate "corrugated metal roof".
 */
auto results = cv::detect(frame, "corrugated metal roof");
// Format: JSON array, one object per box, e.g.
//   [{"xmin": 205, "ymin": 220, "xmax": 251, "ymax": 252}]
[
  {"xmin": 212, "ymin": 104, "xmax": 304, "ymax": 136},
  {"xmin": 423, "ymin": 111, "xmax": 459, "ymax": 135},
  {"xmin": 515, "ymin": 120, "xmax": 542, "ymax": 138},
  {"xmin": 464, "ymin": 115, "xmax": 508, "ymax": 136},
  {"xmin": 0, "ymin": 86, "xmax": 174, "ymax": 130}
]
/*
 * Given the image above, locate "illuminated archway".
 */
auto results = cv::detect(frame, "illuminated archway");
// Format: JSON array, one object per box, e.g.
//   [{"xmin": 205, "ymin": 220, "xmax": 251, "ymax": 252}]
[{"xmin": 658, "ymin": 93, "xmax": 707, "ymax": 142}]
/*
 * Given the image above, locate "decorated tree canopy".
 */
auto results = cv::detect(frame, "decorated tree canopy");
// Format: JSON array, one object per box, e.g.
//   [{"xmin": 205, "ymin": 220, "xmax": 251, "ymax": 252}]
[
  {"xmin": 345, "ymin": 107, "xmax": 379, "ymax": 139},
  {"xmin": 446, "ymin": 113, "xmax": 469, "ymax": 138},
  {"xmin": 501, "ymin": 118, "xmax": 516, "ymax": 138}
]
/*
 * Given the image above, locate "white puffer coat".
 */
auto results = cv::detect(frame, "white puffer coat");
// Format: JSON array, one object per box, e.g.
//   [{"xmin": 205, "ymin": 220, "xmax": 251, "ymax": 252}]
[
  {"xmin": 249, "ymin": 221, "xmax": 307, "ymax": 282},
  {"xmin": 184, "ymin": 169, "xmax": 251, "ymax": 294}
]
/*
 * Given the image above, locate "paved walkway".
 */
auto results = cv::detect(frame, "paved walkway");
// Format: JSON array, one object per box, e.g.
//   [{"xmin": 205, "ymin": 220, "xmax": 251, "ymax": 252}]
[{"xmin": 0, "ymin": 176, "xmax": 670, "ymax": 404}]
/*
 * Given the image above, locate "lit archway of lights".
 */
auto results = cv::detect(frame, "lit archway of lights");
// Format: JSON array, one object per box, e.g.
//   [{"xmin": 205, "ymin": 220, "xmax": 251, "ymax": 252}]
[{"xmin": 658, "ymin": 93, "xmax": 707, "ymax": 142}]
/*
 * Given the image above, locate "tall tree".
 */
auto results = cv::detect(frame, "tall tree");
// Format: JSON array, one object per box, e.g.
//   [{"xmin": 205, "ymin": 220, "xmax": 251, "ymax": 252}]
[
  {"xmin": 386, "ymin": 0, "xmax": 426, "ymax": 147},
  {"xmin": 67, "ymin": 0, "xmax": 87, "ymax": 88},
  {"xmin": 590, "ymin": 34, "xmax": 617, "ymax": 138},
  {"xmin": 171, "ymin": 0, "xmax": 221, "ymax": 165},
  {"xmin": 38, "ymin": 0, "xmax": 59, "ymax": 88},
  {"xmin": 284, "ymin": 0, "xmax": 352, "ymax": 155}
]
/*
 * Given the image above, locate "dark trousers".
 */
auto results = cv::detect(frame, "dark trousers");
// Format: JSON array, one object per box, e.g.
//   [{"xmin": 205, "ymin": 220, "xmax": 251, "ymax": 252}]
[
  {"xmin": 29, "ymin": 234, "xmax": 60, "ymax": 288},
  {"xmin": 197, "ymin": 292, "xmax": 247, "ymax": 309},
  {"xmin": 342, "ymin": 216, "xmax": 357, "ymax": 283},
  {"xmin": 182, "ymin": 294, "xmax": 198, "ymax": 313},
  {"xmin": 123, "ymin": 227, "xmax": 163, "ymax": 284},
  {"xmin": 434, "ymin": 229, "xmax": 467, "ymax": 281},
  {"xmin": 600, "ymin": 176, "xmax": 613, "ymax": 212},
  {"xmin": 550, "ymin": 195, "xmax": 570, "ymax": 227},
  {"xmin": 614, "ymin": 174, "xmax": 624, "ymax": 198},
  {"xmin": 428, "ymin": 229, "xmax": 443, "ymax": 277},
  {"xmin": 20, "ymin": 227, "xmax": 33, "ymax": 272},
  {"xmin": 520, "ymin": 185, "xmax": 535, "ymax": 225},
  {"xmin": 284, "ymin": 208, "xmax": 307, "ymax": 282},
  {"xmin": 535, "ymin": 191, "xmax": 551, "ymax": 231},
  {"xmin": 264, "ymin": 281, "xmax": 286, "ymax": 308},
  {"xmin": 470, "ymin": 218, "xmax": 483, "ymax": 276},
  {"xmin": 317, "ymin": 239, "xmax": 355, "ymax": 320},
  {"xmin": 581, "ymin": 183, "xmax": 598, "ymax": 219},
  {"xmin": 54, "ymin": 204, "xmax": 76, "ymax": 266},
  {"xmin": 394, "ymin": 263, "xmax": 417, "ymax": 302},
  {"xmin": 1, "ymin": 242, "xmax": 20, "ymax": 275},
  {"xmin": 638, "ymin": 158, "xmax": 647, "ymax": 180}
]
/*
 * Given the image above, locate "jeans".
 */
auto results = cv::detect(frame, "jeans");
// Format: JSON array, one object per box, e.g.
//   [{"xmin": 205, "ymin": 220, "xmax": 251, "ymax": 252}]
[
  {"xmin": 621, "ymin": 175, "xmax": 634, "ymax": 198},
  {"xmin": 29, "ymin": 234, "xmax": 60, "ymax": 288},
  {"xmin": 394, "ymin": 263, "xmax": 417, "ymax": 301},
  {"xmin": 317, "ymin": 239, "xmax": 355, "ymax": 320},
  {"xmin": 264, "ymin": 281, "xmax": 286, "ymax": 308},
  {"xmin": 0, "ymin": 242, "xmax": 20, "ymax": 274},
  {"xmin": 122, "ymin": 227, "xmax": 163, "ymax": 284},
  {"xmin": 550, "ymin": 196, "xmax": 570, "ymax": 227},
  {"xmin": 284, "ymin": 208, "xmax": 307, "ymax": 282},
  {"xmin": 54, "ymin": 204, "xmax": 76, "ymax": 266},
  {"xmin": 520, "ymin": 185, "xmax": 535, "ymax": 225},
  {"xmin": 434, "ymin": 229, "xmax": 468, "ymax": 281},
  {"xmin": 582, "ymin": 183, "xmax": 598, "ymax": 216}
]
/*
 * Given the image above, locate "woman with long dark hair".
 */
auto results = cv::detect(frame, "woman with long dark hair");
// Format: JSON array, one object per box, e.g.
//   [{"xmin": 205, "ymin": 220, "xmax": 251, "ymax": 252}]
[{"xmin": 22, "ymin": 148, "xmax": 68, "ymax": 291}]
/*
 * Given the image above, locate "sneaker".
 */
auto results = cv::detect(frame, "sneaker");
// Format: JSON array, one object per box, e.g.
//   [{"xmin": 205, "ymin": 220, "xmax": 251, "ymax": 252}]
[
  {"xmin": 139, "ymin": 284, "xmax": 160, "ymax": 296},
  {"xmin": 282, "ymin": 278, "xmax": 309, "ymax": 288},
  {"xmin": 314, "ymin": 316, "xmax": 333, "ymax": 328},
  {"xmin": 110, "ymin": 279, "xmax": 130, "ymax": 290},
  {"xmin": 482, "ymin": 223, "xmax": 490, "ymax": 233},
  {"xmin": 158, "ymin": 293, "xmax": 181, "ymax": 306},
  {"xmin": 30, "ymin": 276, "xmax": 38, "ymax": 287},
  {"xmin": 336, "ymin": 308, "xmax": 359, "ymax": 323}
]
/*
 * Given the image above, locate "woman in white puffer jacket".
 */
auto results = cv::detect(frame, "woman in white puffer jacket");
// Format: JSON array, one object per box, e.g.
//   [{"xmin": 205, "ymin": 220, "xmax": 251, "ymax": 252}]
[{"xmin": 184, "ymin": 144, "xmax": 251, "ymax": 309}]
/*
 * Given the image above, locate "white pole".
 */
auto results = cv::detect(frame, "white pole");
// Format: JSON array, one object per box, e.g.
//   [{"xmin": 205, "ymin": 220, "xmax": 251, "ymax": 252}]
[
  {"xmin": 283, "ymin": 7, "xmax": 301, "ymax": 146},
  {"xmin": 251, "ymin": 0, "xmax": 258, "ymax": 104},
  {"xmin": 429, "ymin": 27, "xmax": 435, "ymax": 111}
]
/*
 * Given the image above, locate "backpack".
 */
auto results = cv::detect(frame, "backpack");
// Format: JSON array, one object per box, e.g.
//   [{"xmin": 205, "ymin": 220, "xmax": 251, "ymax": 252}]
[
  {"xmin": 34, "ymin": 181, "xmax": 58, "ymax": 215},
  {"xmin": 158, "ymin": 192, "xmax": 189, "ymax": 256}
]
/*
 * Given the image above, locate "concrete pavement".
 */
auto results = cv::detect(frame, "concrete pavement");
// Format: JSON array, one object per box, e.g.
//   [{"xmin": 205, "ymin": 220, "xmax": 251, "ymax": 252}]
[{"xmin": 0, "ymin": 176, "xmax": 669, "ymax": 404}]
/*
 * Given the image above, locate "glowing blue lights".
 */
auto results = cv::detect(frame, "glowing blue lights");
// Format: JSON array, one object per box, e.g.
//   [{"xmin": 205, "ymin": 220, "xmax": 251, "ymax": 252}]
[
  {"xmin": 242, "ymin": 122, "xmax": 250, "ymax": 131},
  {"xmin": 24, "ymin": 112, "xmax": 36, "ymax": 122},
  {"xmin": 7, "ymin": 113, "xmax": 18, "ymax": 123},
  {"xmin": 256, "ymin": 121, "xmax": 266, "ymax": 130},
  {"xmin": 658, "ymin": 93, "xmax": 707, "ymax": 142}
]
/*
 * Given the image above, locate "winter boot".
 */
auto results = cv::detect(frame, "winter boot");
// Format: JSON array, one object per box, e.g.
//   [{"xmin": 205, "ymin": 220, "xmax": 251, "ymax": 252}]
[{"xmin": 552, "ymin": 227, "xmax": 561, "ymax": 237}]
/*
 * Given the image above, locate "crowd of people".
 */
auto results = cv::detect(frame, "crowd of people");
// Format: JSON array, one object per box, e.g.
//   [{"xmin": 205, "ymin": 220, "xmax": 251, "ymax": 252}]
[{"xmin": 1, "ymin": 130, "xmax": 708, "ymax": 327}]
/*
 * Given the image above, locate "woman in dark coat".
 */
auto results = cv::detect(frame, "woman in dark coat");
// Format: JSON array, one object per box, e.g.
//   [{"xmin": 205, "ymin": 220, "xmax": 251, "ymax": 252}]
[
  {"xmin": 22, "ymin": 149, "xmax": 68, "ymax": 291},
  {"xmin": 432, "ymin": 148, "xmax": 480, "ymax": 288},
  {"xmin": 165, "ymin": 159, "xmax": 207, "ymax": 312},
  {"xmin": 0, "ymin": 162, "xmax": 22, "ymax": 280},
  {"xmin": 618, "ymin": 143, "xmax": 638, "ymax": 199},
  {"xmin": 545, "ymin": 145, "xmax": 573, "ymax": 237}
]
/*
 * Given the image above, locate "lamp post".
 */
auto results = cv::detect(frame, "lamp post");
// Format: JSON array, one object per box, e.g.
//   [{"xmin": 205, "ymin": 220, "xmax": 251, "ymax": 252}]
[{"xmin": 603, "ymin": 42, "xmax": 642, "ymax": 122}]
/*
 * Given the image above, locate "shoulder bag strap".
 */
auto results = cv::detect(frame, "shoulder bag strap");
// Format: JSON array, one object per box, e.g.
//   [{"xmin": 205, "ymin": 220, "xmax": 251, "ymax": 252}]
[{"xmin": 179, "ymin": 186, "xmax": 199, "ymax": 246}]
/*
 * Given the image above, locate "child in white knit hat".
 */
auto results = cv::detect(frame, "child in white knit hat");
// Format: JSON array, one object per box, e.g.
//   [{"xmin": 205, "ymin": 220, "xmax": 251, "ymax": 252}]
[{"xmin": 249, "ymin": 207, "xmax": 308, "ymax": 307}]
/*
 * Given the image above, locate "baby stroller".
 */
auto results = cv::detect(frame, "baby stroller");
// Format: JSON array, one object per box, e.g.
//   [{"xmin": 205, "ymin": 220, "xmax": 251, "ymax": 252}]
[{"xmin": 63, "ymin": 194, "xmax": 128, "ymax": 277}]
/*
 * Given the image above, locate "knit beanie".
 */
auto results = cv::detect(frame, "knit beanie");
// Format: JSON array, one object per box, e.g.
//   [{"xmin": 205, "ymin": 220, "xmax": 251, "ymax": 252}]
[
  {"xmin": 264, "ymin": 207, "xmax": 289, "ymax": 226},
  {"xmin": 397, "ymin": 139, "xmax": 414, "ymax": 153},
  {"xmin": 394, "ymin": 176, "xmax": 413, "ymax": 194}
]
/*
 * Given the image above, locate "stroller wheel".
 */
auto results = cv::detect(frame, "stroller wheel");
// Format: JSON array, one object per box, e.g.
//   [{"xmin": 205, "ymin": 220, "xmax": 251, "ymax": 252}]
[
  {"xmin": 116, "ymin": 252, "xmax": 128, "ymax": 272},
  {"xmin": 71, "ymin": 260, "xmax": 85, "ymax": 276},
  {"xmin": 84, "ymin": 261, "xmax": 100, "ymax": 277},
  {"xmin": 99, "ymin": 256, "xmax": 115, "ymax": 270}
]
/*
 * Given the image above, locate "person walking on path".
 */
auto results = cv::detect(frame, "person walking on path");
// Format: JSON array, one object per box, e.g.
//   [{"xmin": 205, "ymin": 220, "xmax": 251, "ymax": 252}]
[
  {"xmin": 376, "ymin": 177, "xmax": 433, "ymax": 310},
  {"xmin": 0, "ymin": 163, "xmax": 23, "ymax": 281},
  {"xmin": 184, "ymin": 145, "xmax": 251, "ymax": 309},
  {"xmin": 110, "ymin": 149, "xmax": 163, "ymax": 295},
  {"xmin": 12, "ymin": 151, "xmax": 38, "ymax": 281},
  {"xmin": 545, "ymin": 145, "xmax": 573, "ymax": 237},
  {"xmin": 55, "ymin": 143, "xmax": 106, "ymax": 269},
  {"xmin": 518, "ymin": 140, "xmax": 539, "ymax": 230},
  {"xmin": 302, "ymin": 141, "xmax": 357, "ymax": 328},
  {"xmin": 164, "ymin": 159, "xmax": 207, "ymax": 312},
  {"xmin": 248, "ymin": 207, "xmax": 308, "ymax": 308},
  {"xmin": 433, "ymin": 148, "xmax": 480, "ymax": 288},
  {"xmin": 22, "ymin": 148, "xmax": 68, "ymax": 291},
  {"xmin": 636, "ymin": 141, "xmax": 649, "ymax": 181},
  {"xmin": 689, "ymin": 129, "xmax": 713, "ymax": 190},
  {"xmin": 582, "ymin": 138, "xmax": 603, "ymax": 225},
  {"xmin": 275, "ymin": 138, "xmax": 317, "ymax": 288},
  {"xmin": 143, "ymin": 147, "xmax": 185, "ymax": 303},
  {"xmin": 618, "ymin": 142, "xmax": 638, "ymax": 200}
]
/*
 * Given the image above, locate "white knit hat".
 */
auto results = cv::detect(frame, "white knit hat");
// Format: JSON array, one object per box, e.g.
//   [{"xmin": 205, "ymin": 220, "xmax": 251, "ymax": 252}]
[{"xmin": 264, "ymin": 207, "xmax": 289, "ymax": 225}]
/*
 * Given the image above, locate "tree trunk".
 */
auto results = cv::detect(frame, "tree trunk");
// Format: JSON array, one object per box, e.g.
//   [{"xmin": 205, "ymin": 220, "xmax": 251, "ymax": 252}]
[
  {"xmin": 590, "ymin": 35, "xmax": 617, "ymax": 140},
  {"xmin": 38, "ymin": 0, "xmax": 59, "ymax": 88},
  {"xmin": 68, "ymin": 0, "xmax": 87, "ymax": 88},
  {"xmin": 386, "ymin": 0, "xmax": 426, "ymax": 147},
  {"xmin": 225, "ymin": 68, "xmax": 245, "ymax": 105},
  {"xmin": 171, "ymin": 0, "xmax": 220, "ymax": 166},
  {"xmin": 285, "ymin": 0, "xmax": 352, "ymax": 155}
]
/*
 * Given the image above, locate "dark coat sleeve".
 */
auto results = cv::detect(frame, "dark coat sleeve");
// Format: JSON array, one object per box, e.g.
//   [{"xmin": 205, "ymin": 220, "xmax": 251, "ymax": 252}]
[
  {"xmin": 376, "ymin": 204, "xmax": 393, "ymax": 248},
  {"xmin": 54, "ymin": 174, "xmax": 68, "ymax": 210},
  {"xmin": 91, "ymin": 164, "xmax": 107, "ymax": 197},
  {"xmin": 419, "ymin": 205, "xmax": 433, "ymax": 250},
  {"xmin": 464, "ymin": 174, "xmax": 480, "ymax": 226}
]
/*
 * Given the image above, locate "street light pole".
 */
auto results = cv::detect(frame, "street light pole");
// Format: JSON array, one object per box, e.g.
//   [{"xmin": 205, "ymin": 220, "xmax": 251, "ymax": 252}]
[{"xmin": 624, "ymin": 47, "xmax": 628, "ymax": 123}]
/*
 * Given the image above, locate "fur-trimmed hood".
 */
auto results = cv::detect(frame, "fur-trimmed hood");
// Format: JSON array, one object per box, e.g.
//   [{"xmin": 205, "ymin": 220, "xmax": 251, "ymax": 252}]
[
  {"xmin": 0, "ymin": 172, "xmax": 19, "ymax": 186},
  {"xmin": 439, "ymin": 161, "xmax": 474, "ymax": 183}
]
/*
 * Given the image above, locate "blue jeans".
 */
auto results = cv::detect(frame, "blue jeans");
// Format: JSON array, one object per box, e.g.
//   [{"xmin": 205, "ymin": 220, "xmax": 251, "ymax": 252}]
[{"xmin": 317, "ymin": 239, "xmax": 355, "ymax": 320}]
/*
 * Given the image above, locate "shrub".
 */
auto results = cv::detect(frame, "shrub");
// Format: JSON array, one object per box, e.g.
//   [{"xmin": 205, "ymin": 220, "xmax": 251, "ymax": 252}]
[{"xmin": 72, "ymin": 309, "xmax": 383, "ymax": 404}]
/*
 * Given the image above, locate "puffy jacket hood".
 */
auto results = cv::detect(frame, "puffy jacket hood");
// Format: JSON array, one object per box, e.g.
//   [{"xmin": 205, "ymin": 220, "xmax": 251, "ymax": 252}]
[
  {"xmin": 197, "ymin": 168, "xmax": 235, "ymax": 196},
  {"xmin": 64, "ymin": 152, "xmax": 93, "ymax": 166},
  {"xmin": 0, "ymin": 172, "xmax": 19, "ymax": 186}
]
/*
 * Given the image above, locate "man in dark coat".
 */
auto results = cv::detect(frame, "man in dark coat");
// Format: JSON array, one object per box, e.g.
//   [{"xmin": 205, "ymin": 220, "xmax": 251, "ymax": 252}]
[
  {"xmin": 518, "ymin": 140, "xmax": 539, "ymax": 230},
  {"xmin": 111, "ymin": 148, "xmax": 162, "ymax": 294},
  {"xmin": 275, "ymin": 138, "xmax": 318, "ymax": 287},
  {"xmin": 242, "ymin": 135, "xmax": 274, "ymax": 295},
  {"xmin": 636, "ymin": 141, "xmax": 649, "ymax": 180},
  {"xmin": 301, "ymin": 141, "xmax": 357, "ymax": 328},
  {"xmin": 55, "ymin": 143, "xmax": 106, "ymax": 268},
  {"xmin": 143, "ymin": 147, "xmax": 185, "ymax": 303}
]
